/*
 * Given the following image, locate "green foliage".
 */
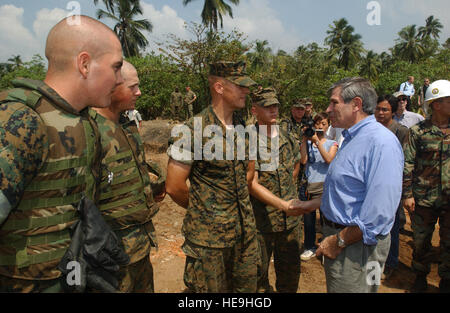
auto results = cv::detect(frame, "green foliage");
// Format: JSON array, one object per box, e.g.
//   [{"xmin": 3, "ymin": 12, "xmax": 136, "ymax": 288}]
[
  {"xmin": 1, "ymin": 14, "xmax": 448, "ymax": 120},
  {"xmin": 127, "ymin": 54, "xmax": 191, "ymax": 120},
  {"xmin": 0, "ymin": 54, "xmax": 46, "ymax": 90}
]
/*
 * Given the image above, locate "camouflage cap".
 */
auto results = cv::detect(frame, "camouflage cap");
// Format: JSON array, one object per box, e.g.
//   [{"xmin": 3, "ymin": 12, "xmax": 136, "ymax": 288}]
[
  {"xmin": 209, "ymin": 61, "xmax": 257, "ymax": 87},
  {"xmin": 292, "ymin": 99, "xmax": 306, "ymax": 109},
  {"xmin": 303, "ymin": 98, "xmax": 313, "ymax": 106},
  {"xmin": 251, "ymin": 87, "xmax": 280, "ymax": 107}
]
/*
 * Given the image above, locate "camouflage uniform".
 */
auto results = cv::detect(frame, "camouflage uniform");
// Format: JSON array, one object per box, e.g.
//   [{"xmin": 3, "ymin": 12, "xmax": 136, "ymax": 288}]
[
  {"xmin": 90, "ymin": 110, "xmax": 163, "ymax": 293},
  {"xmin": 403, "ymin": 118, "xmax": 450, "ymax": 281},
  {"xmin": 184, "ymin": 90, "xmax": 196, "ymax": 120},
  {"xmin": 250, "ymin": 88, "xmax": 302, "ymax": 293},
  {"xmin": 170, "ymin": 91, "xmax": 183, "ymax": 120},
  {"xmin": 0, "ymin": 79, "xmax": 101, "ymax": 292},
  {"xmin": 280, "ymin": 101, "xmax": 307, "ymax": 201},
  {"xmin": 168, "ymin": 61, "xmax": 259, "ymax": 293}
]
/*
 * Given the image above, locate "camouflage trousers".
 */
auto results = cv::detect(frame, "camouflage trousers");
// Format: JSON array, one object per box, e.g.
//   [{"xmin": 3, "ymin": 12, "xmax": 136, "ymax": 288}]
[
  {"xmin": 0, "ymin": 275, "xmax": 61, "ymax": 293},
  {"xmin": 257, "ymin": 224, "xmax": 302, "ymax": 293},
  {"xmin": 182, "ymin": 237, "xmax": 260, "ymax": 293},
  {"xmin": 187, "ymin": 104, "xmax": 194, "ymax": 119},
  {"xmin": 0, "ymin": 254, "xmax": 154, "ymax": 293},
  {"xmin": 411, "ymin": 198, "xmax": 450, "ymax": 279},
  {"xmin": 116, "ymin": 254, "xmax": 154, "ymax": 293}
]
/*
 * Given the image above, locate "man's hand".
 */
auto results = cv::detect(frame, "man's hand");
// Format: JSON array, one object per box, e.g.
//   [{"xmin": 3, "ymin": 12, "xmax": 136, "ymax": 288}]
[
  {"xmin": 285, "ymin": 199, "xmax": 309, "ymax": 216},
  {"xmin": 316, "ymin": 234, "xmax": 344, "ymax": 260},
  {"xmin": 403, "ymin": 197, "xmax": 415, "ymax": 214}
]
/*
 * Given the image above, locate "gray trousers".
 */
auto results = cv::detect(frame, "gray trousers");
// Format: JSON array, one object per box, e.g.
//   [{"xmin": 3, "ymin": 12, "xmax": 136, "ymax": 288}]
[{"xmin": 322, "ymin": 224, "xmax": 391, "ymax": 293}]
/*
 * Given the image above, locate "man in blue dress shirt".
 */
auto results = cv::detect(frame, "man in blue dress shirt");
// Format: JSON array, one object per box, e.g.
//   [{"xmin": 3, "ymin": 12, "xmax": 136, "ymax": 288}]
[
  {"xmin": 288, "ymin": 77, "xmax": 404, "ymax": 293},
  {"xmin": 399, "ymin": 76, "xmax": 415, "ymax": 111}
]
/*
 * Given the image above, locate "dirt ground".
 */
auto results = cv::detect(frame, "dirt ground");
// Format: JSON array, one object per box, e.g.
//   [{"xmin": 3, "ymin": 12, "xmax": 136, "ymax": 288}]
[{"xmin": 141, "ymin": 120, "xmax": 442, "ymax": 293}]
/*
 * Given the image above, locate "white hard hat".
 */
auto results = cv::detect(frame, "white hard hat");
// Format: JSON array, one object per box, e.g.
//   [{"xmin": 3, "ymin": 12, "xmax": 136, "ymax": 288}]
[{"xmin": 424, "ymin": 79, "xmax": 450, "ymax": 111}]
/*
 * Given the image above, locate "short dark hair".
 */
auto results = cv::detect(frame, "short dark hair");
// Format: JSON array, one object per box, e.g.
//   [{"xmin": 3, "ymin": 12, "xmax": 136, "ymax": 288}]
[
  {"xmin": 377, "ymin": 95, "xmax": 398, "ymax": 113},
  {"xmin": 313, "ymin": 112, "xmax": 329, "ymax": 124}
]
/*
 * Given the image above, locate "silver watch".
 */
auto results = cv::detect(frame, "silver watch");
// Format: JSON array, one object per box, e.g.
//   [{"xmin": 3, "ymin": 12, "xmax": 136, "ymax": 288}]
[{"xmin": 336, "ymin": 231, "xmax": 346, "ymax": 248}]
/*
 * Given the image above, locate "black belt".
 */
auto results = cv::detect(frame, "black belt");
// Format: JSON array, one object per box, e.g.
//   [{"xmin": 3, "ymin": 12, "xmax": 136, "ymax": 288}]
[{"xmin": 322, "ymin": 216, "xmax": 346, "ymax": 229}]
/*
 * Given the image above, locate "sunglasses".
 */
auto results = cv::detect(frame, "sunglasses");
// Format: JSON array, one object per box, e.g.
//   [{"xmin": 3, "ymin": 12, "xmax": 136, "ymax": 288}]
[{"xmin": 398, "ymin": 98, "xmax": 407, "ymax": 102}]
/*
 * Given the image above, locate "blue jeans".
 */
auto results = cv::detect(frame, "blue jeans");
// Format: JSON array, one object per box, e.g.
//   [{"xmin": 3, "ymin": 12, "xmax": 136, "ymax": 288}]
[
  {"xmin": 386, "ymin": 207, "xmax": 400, "ymax": 269},
  {"xmin": 303, "ymin": 210, "xmax": 317, "ymax": 250}
]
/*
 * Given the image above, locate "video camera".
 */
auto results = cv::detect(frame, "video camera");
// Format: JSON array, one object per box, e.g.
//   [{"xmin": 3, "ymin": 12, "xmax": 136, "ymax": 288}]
[{"xmin": 301, "ymin": 117, "xmax": 315, "ymax": 137}]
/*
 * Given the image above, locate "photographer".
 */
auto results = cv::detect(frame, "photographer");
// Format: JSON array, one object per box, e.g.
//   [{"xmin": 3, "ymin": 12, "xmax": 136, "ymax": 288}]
[{"xmin": 299, "ymin": 113, "xmax": 338, "ymax": 261}]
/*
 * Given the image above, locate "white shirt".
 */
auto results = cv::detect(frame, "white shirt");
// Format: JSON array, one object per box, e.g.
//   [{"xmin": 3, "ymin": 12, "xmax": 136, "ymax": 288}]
[
  {"xmin": 326, "ymin": 126, "xmax": 344, "ymax": 147},
  {"xmin": 126, "ymin": 109, "xmax": 142, "ymax": 128}
]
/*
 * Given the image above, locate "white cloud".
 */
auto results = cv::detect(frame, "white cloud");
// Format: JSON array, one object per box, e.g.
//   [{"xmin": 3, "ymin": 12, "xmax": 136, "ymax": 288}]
[
  {"xmin": 222, "ymin": 0, "xmax": 303, "ymax": 53},
  {"xmin": 140, "ymin": 2, "xmax": 189, "ymax": 53},
  {"xmin": 33, "ymin": 8, "xmax": 69, "ymax": 43},
  {"xmin": 0, "ymin": 5, "xmax": 71, "ymax": 63},
  {"xmin": 0, "ymin": 5, "xmax": 39, "ymax": 61}
]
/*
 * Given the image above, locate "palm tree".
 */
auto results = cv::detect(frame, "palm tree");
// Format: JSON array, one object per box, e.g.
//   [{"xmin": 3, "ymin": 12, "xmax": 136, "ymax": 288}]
[
  {"xmin": 247, "ymin": 40, "xmax": 272, "ymax": 70},
  {"xmin": 325, "ymin": 18, "xmax": 364, "ymax": 70},
  {"xmin": 182, "ymin": 0, "xmax": 240, "ymax": 32},
  {"xmin": 418, "ymin": 15, "xmax": 443, "ymax": 40},
  {"xmin": 95, "ymin": 0, "xmax": 152, "ymax": 57},
  {"xmin": 393, "ymin": 25, "xmax": 425, "ymax": 63},
  {"xmin": 359, "ymin": 50, "xmax": 381, "ymax": 81},
  {"xmin": 7, "ymin": 55, "xmax": 23, "ymax": 69}
]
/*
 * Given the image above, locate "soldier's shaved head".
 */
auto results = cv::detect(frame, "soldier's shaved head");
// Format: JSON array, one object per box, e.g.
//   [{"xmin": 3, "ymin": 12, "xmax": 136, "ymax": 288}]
[
  {"xmin": 95, "ymin": 60, "xmax": 142, "ymax": 122},
  {"xmin": 46, "ymin": 15, "xmax": 119, "ymax": 72},
  {"xmin": 43, "ymin": 15, "xmax": 124, "ymax": 111},
  {"xmin": 121, "ymin": 61, "xmax": 138, "ymax": 82}
]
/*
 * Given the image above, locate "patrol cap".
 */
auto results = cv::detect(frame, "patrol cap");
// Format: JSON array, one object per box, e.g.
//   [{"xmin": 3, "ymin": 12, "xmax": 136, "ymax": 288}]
[
  {"xmin": 303, "ymin": 98, "xmax": 313, "ymax": 106},
  {"xmin": 209, "ymin": 61, "xmax": 257, "ymax": 87},
  {"xmin": 251, "ymin": 87, "xmax": 280, "ymax": 107},
  {"xmin": 292, "ymin": 99, "xmax": 306, "ymax": 109}
]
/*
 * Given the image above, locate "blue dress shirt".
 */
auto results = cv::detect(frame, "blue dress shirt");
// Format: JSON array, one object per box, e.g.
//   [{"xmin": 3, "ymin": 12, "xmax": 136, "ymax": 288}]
[
  {"xmin": 320, "ymin": 115, "xmax": 404, "ymax": 245},
  {"xmin": 400, "ymin": 82, "xmax": 415, "ymax": 97}
]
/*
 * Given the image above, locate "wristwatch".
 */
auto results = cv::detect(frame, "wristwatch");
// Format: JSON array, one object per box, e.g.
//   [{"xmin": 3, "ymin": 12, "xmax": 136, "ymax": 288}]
[{"xmin": 336, "ymin": 231, "xmax": 346, "ymax": 248}]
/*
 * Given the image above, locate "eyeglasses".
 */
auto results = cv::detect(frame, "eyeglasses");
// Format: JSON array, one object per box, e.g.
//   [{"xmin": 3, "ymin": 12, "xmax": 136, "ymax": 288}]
[
  {"xmin": 398, "ymin": 98, "xmax": 407, "ymax": 102},
  {"xmin": 375, "ymin": 107, "xmax": 391, "ymax": 112}
]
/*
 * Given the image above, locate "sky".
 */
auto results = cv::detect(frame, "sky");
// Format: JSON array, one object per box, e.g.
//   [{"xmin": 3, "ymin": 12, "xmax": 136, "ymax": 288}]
[{"xmin": 0, "ymin": 0, "xmax": 449, "ymax": 63}]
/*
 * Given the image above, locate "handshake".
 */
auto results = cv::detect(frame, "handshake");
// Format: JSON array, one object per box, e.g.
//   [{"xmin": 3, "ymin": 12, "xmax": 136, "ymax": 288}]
[
  {"xmin": 280, "ymin": 198, "xmax": 322, "ymax": 216},
  {"xmin": 281, "ymin": 199, "xmax": 311, "ymax": 216}
]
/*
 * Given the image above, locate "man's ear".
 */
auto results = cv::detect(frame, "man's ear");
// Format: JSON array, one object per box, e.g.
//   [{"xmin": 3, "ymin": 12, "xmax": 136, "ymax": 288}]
[
  {"xmin": 352, "ymin": 97, "xmax": 363, "ymax": 113},
  {"xmin": 213, "ymin": 80, "xmax": 224, "ymax": 95},
  {"xmin": 77, "ymin": 51, "xmax": 91, "ymax": 79}
]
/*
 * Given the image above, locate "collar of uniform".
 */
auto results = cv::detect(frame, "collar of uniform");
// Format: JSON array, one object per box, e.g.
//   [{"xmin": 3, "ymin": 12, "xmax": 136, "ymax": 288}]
[
  {"xmin": 207, "ymin": 105, "xmax": 243, "ymax": 136},
  {"xmin": 37, "ymin": 82, "xmax": 82, "ymax": 116}
]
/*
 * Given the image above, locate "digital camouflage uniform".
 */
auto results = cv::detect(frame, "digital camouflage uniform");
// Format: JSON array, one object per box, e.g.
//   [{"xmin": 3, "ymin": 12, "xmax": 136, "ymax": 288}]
[
  {"xmin": 170, "ymin": 91, "xmax": 183, "ymax": 120},
  {"xmin": 168, "ymin": 61, "xmax": 260, "ymax": 293},
  {"xmin": 280, "ymin": 102, "xmax": 307, "ymax": 201},
  {"xmin": 184, "ymin": 90, "xmax": 196, "ymax": 120},
  {"xmin": 403, "ymin": 118, "xmax": 450, "ymax": 281},
  {"xmin": 250, "ymin": 88, "xmax": 302, "ymax": 293},
  {"xmin": 90, "ymin": 110, "xmax": 164, "ymax": 293},
  {"xmin": 0, "ymin": 79, "xmax": 101, "ymax": 292}
]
